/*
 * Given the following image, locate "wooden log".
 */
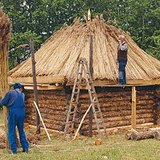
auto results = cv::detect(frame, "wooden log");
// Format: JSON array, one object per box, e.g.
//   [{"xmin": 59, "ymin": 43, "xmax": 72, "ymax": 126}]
[
  {"xmin": 27, "ymin": 115, "xmax": 66, "ymax": 122},
  {"xmin": 126, "ymin": 129, "xmax": 160, "ymax": 140},
  {"xmin": 80, "ymin": 117, "xmax": 154, "ymax": 129},
  {"xmin": 30, "ymin": 39, "xmax": 41, "ymax": 133}
]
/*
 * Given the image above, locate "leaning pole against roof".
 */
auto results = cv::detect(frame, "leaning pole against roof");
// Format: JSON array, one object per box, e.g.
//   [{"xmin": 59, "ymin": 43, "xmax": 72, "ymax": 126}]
[{"xmin": 0, "ymin": 8, "xmax": 11, "ymax": 147}]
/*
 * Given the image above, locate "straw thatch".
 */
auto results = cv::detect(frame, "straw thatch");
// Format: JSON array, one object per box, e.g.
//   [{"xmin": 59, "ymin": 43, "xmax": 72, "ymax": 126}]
[
  {"xmin": 0, "ymin": 8, "xmax": 11, "ymax": 147},
  {"xmin": 0, "ymin": 8, "xmax": 11, "ymax": 96},
  {"xmin": 9, "ymin": 16, "xmax": 160, "ymax": 85}
]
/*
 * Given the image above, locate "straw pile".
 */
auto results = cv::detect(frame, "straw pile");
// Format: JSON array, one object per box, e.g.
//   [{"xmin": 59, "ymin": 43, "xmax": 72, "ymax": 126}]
[
  {"xmin": 9, "ymin": 16, "xmax": 160, "ymax": 85},
  {"xmin": 0, "ymin": 8, "xmax": 11, "ymax": 97},
  {"xmin": 0, "ymin": 8, "xmax": 11, "ymax": 147}
]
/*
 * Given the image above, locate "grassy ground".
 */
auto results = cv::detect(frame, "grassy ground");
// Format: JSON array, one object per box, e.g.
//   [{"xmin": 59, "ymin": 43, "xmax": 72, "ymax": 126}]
[{"xmin": 0, "ymin": 110, "xmax": 160, "ymax": 160}]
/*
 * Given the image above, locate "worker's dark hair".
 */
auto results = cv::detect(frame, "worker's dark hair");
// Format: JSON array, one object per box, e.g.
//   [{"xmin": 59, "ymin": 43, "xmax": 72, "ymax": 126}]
[{"xmin": 13, "ymin": 82, "xmax": 22, "ymax": 89}]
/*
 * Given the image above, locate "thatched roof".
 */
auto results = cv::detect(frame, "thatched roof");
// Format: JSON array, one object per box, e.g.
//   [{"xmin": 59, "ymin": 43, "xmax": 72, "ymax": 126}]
[{"xmin": 9, "ymin": 16, "xmax": 160, "ymax": 85}]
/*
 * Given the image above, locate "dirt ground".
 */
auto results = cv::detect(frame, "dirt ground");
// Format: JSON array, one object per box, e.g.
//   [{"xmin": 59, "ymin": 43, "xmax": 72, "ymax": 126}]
[
  {"xmin": 0, "ymin": 126, "xmax": 5, "ymax": 149},
  {"xmin": 0, "ymin": 125, "xmax": 41, "ymax": 149}
]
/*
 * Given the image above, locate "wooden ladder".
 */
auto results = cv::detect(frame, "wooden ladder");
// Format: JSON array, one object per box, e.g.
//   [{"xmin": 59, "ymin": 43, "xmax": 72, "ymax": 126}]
[{"xmin": 64, "ymin": 58, "xmax": 106, "ymax": 136}]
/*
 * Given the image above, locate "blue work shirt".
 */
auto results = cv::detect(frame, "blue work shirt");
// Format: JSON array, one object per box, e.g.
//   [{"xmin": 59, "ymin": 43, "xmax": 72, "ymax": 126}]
[{"xmin": 0, "ymin": 89, "xmax": 25, "ymax": 110}]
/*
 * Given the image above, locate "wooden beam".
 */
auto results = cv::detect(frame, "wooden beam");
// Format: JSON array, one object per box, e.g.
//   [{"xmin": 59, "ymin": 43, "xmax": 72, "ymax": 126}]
[
  {"xmin": 30, "ymin": 38, "xmax": 40, "ymax": 134},
  {"xmin": 24, "ymin": 85, "xmax": 63, "ymax": 90},
  {"xmin": 88, "ymin": 33, "xmax": 93, "ymax": 137},
  {"xmin": 131, "ymin": 86, "xmax": 137, "ymax": 129},
  {"xmin": 67, "ymin": 80, "xmax": 160, "ymax": 87},
  {"xmin": 8, "ymin": 75, "xmax": 65, "ymax": 84},
  {"xmin": 9, "ymin": 76, "xmax": 160, "ymax": 86}
]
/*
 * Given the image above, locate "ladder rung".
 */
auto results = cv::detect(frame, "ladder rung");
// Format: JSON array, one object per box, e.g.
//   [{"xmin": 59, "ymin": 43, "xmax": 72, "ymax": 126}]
[
  {"xmin": 92, "ymin": 101, "xmax": 98, "ymax": 103},
  {"xmin": 71, "ymin": 102, "xmax": 77, "ymax": 104},
  {"xmin": 94, "ymin": 110, "xmax": 101, "ymax": 114},
  {"xmin": 65, "ymin": 121, "xmax": 72, "ymax": 124},
  {"xmin": 90, "ymin": 91, "xmax": 95, "ymax": 94},
  {"xmin": 97, "ymin": 120, "xmax": 103, "ymax": 123},
  {"xmin": 64, "ymin": 59, "xmax": 106, "ymax": 136},
  {"xmin": 73, "ymin": 91, "xmax": 79, "ymax": 94},
  {"xmin": 70, "ymin": 111, "xmax": 76, "ymax": 114}
]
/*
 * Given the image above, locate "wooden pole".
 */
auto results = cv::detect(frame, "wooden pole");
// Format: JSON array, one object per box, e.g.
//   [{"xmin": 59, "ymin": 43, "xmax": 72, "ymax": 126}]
[
  {"xmin": 73, "ymin": 98, "xmax": 95, "ymax": 140},
  {"xmin": 131, "ymin": 86, "xmax": 137, "ymax": 129},
  {"xmin": 88, "ymin": 33, "xmax": 93, "ymax": 137},
  {"xmin": 30, "ymin": 39, "xmax": 40, "ymax": 134},
  {"xmin": 33, "ymin": 101, "xmax": 51, "ymax": 141},
  {"xmin": 89, "ymin": 33, "xmax": 93, "ymax": 77}
]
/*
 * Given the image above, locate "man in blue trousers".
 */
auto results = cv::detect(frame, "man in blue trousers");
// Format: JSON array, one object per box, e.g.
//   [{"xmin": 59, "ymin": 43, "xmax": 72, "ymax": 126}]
[
  {"xmin": 0, "ymin": 82, "xmax": 29, "ymax": 154},
  {"xmin": 117, "ymin": 35, "xmax": 128, "ymax": 85}
]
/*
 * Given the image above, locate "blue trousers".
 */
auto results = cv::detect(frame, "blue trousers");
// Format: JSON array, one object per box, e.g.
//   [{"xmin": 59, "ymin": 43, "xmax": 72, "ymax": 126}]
[
  {"xmin": 8, "ymin": 109, "xmax": 29, "ymax": 153},
  {"xmin": 118, "ymin": 61, "xmax": 127, "ymax": 85}
]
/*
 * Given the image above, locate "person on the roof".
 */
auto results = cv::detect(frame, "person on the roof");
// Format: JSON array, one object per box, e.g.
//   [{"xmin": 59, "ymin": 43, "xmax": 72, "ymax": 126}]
[
  {"xmin": 0, "ymin": 83, "xmax": 29, "ymax": 154},
  {"xmin": 117, "ymin": 35, "xmax": 128, "ymax": 85}
]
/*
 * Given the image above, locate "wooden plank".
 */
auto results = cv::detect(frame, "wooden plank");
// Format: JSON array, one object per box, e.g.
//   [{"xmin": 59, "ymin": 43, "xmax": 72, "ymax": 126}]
[
  {"xmin": 131, "ymin": 86, "xmax": 137, "ymax": 129},
  {"xmin": 24, "ymin": 85, "xmax": 63, "ymax": 90},
  {"xmin": 8, "ymin": 75, "xmax": 65, "ymax": 84},
  {"xmin": 9, "ymin": 76, "xmax": 160, "ymax": 88},
  {"xmin": 67, "ymin": 81, "xmax": 160, "ymax": 87}
]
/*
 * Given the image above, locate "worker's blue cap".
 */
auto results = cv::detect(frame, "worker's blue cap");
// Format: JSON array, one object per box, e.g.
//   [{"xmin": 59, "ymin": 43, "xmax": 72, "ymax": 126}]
[{"xmin": 13, "ymin": 82, "xmax": 23, "ymax": 89}]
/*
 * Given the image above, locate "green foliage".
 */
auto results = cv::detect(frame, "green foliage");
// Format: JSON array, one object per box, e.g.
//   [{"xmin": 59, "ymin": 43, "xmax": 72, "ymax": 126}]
[
  {"xmin": 1, "ymin": 0, "xmax": 160, "ymax": 68},
  {"xmin": 9, "ymin": 31, "xmax": 41, "ymax": 69}
]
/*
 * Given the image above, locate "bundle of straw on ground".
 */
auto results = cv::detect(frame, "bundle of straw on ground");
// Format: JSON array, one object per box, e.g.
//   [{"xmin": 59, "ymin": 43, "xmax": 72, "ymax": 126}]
[
  {"xmin": 0, "ymin": 8, "xmax": 11, "ymax": 97},
  {"xmin": 0, "ymin": 8, "xmax": 11, "ymax": 147}
]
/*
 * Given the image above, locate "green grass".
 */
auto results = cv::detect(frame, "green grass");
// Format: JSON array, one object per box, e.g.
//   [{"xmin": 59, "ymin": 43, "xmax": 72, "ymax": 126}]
[
  {"xmin": 0, "ymin": 110, "xmax": 160, "ymax": 160},
  {"xmin": 1, "ymin": 134, "xmax": 160, "ymax": 160}
]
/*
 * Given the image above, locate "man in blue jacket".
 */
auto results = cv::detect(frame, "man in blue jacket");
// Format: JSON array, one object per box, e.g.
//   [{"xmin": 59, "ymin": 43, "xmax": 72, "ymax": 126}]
[{"xmin": 0, "ymin": 83, "xmax": 29, "ymax": 154}]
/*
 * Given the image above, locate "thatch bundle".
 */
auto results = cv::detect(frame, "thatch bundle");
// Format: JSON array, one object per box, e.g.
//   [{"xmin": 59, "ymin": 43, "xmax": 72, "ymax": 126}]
[
  {"xmin": 9, "ymin": 16, "xmax": 160, "ymax": 85},
  {"xmin": 0, "ymin": 8, "xmax": 10, "ymax": 48},
  {"xmin": 0, "ymin": 8, "xmax": 11, "ymax": 147},
  {"xmin": 0, "ymin": 8, "xmax": 11, "ymax": 96}
]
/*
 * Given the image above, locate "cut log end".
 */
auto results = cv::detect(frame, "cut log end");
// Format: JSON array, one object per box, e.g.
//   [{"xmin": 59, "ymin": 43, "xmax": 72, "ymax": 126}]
[{"xmin": 126, "ymin": 128, "xmax": 160, "ymax": 140}]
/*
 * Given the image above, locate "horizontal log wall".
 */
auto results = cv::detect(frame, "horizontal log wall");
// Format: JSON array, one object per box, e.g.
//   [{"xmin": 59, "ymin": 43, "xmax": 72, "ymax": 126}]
[
  {"xmin": 77, "ymin": 86, "xmax": 158, "ymax": 134},
  {"xmin": 155, "ymin": 86, "xmax": 160, "ymax": 125},
  {"xmin": 25, "ymin": 89, "xmax": 68, "ymax": 131},
  {"xmin": 25, "ymin": 85, "xmax": 159, "ymax": 134}
]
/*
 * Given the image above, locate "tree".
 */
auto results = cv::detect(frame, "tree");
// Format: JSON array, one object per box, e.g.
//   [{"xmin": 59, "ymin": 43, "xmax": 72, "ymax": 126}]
[{"xmin": 0, "ymin": 0, "xmax": 159, "ymax": 69}]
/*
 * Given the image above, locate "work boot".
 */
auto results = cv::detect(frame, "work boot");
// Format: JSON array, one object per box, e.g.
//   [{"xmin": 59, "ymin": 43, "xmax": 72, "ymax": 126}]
[
  {"xmin": 10, "ymin": 151, "xmax": 17, "ymax": 155},
  {"xmin": 22, "ymin": 149, "xmax": 28, "ymax": 153}
]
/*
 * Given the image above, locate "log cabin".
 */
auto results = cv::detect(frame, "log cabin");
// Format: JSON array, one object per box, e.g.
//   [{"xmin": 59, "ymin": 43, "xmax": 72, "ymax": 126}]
[{"xmin": 8, "ymin": 16, "xmax": 160, "ymax": 135}]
